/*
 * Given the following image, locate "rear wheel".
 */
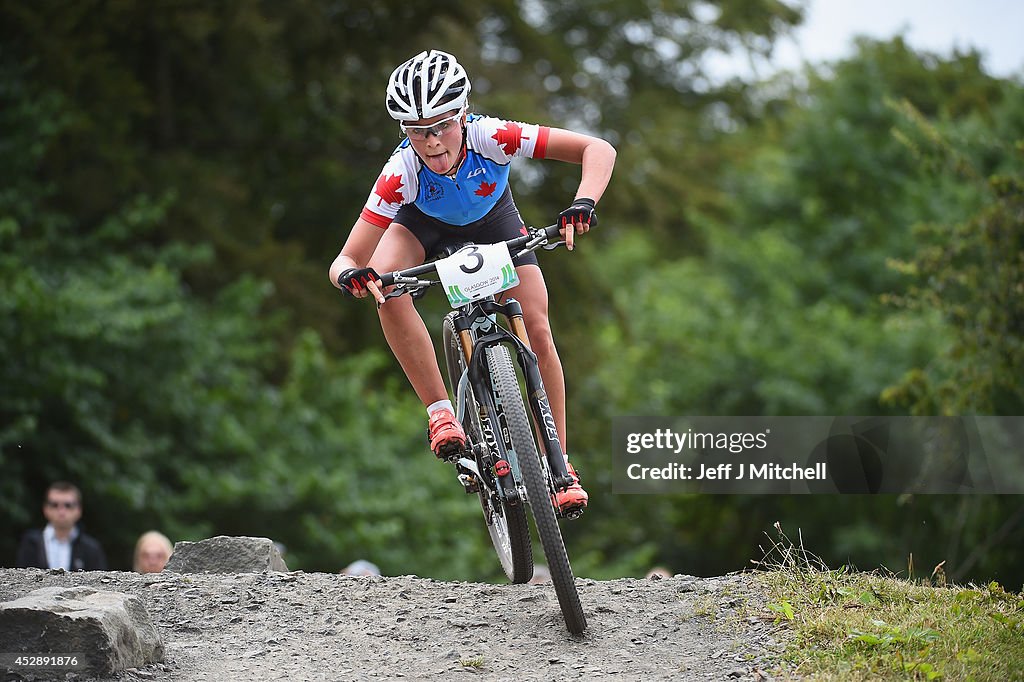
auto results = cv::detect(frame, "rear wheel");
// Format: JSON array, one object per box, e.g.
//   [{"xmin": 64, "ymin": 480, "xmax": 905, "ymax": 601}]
[
  {"xmin": 442, "ymin": 314, "xmax": 533, "ymax": 584},
  {"xmin": 487, "ymin": 346, "xmax": 587, "ymax": 634}
]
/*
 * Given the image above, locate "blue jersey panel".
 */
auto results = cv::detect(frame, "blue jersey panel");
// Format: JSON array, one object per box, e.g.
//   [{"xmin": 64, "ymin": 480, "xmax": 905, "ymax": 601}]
[{"xmin": 414, "ymin": 152, "xmax": 511, "ymax": 226}]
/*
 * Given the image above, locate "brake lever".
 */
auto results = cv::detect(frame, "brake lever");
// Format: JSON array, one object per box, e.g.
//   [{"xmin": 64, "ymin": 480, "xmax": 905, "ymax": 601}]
[
  {"xmin": 377, "ymin": 286, "xmax": 405, "ymax": 308},
  {"xmin": 376, "ymin": 278, "xmax": 435, "ymax": 309},
  {"xmin": 531, "ymin": 226, "xmax": 566, "ymax": 251}
]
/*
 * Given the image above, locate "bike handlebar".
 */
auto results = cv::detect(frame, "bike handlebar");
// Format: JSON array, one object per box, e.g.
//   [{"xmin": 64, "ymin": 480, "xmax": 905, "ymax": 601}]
[{"xmin": 376, "ymin": 223, "xmax": 565, "ymax": 289}]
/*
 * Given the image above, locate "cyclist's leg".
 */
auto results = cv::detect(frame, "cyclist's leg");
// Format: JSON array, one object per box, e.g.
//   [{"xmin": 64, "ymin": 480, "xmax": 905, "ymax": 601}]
[
  {"xmin": 471, "ymin": 190, "xmax": 570, "ymax": 451},
  {"xmin": 503, "ymin": 264, "xmax": 588, "ymax": 511},
  {"xmin": 502, "ymin": 264, "xmax": 567, "ymax": 452},
  {"xmin": 368, "ymin": 221, "xmax": 466, "ymax": 456},
  {"xmin": 367, "ymin": 223, "xmax": 448, "ymax": 407}
]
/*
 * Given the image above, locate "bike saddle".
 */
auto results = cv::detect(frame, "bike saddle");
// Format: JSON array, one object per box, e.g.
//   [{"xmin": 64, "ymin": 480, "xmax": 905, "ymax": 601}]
[{"xmin": 431, "ymin": 241, "xmax": 473, "ymax": 260}]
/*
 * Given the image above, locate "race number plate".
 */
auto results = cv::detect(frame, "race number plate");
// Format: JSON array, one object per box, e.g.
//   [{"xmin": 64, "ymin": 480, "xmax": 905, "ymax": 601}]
[{"xmin": 435, "ymin": 243, "xmax": 519, "ymax": 308}]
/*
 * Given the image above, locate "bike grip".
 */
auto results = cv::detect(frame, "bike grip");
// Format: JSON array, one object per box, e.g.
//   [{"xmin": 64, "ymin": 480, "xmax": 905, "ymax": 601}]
[
  {"xmin": 339, "ymin": 278, "xmax": 391, "ymax": 297},
  {"xmin": 545, "ymin": 223, "xmax": 564, "ymax": 240},
  {"xmin": 339, "ymin": 268, "xmax": 391, "ymax": 296}
]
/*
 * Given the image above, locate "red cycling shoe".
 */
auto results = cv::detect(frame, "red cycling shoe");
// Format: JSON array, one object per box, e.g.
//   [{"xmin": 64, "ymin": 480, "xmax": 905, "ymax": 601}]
[
  {"xmin": 554, "ymin": 462, "xmax": 589, "ymax": 516},
  {"xmin": 428, "ymin": 408, "xmax": 466, "ymax": 459}
]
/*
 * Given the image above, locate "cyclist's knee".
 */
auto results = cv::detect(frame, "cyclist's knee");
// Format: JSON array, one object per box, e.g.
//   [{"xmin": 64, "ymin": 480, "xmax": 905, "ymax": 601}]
[
  {"xmin": 527, "ymin": 318, "xmax": 557, "ymax": 358},
  {"xmin": 376, "ymin": 289, "xmax": 414, "ymax": 317}
]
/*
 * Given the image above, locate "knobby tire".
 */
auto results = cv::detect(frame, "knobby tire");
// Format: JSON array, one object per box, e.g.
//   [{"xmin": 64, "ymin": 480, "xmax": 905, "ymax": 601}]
[
  {"xmin": 442, "ymin": 314, "xmax": 533, "ymax": 584},
  {"xmin": 487, "ymin": 347, "xmax": 588, "ymax": 634}
]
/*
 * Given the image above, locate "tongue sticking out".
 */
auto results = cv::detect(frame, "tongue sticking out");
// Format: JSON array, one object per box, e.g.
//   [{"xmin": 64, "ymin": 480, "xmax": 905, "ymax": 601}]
[{"xmin": 426, "ymin": 151, "xmax": 451, "ymax": 174}]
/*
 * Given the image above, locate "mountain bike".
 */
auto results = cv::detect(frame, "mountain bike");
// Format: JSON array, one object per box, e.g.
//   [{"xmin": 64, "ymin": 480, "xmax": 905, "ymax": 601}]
[{"xmin": 371, "ymin": 223, "xmax": 587, "ymax": 635}]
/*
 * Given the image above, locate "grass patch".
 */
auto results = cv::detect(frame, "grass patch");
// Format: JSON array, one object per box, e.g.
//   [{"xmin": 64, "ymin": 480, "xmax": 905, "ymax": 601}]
[
  {"xmin": 459, "ymin": 656, "xmax": 485, "ymax": 669},
  {"xmin": 689, "ymin": 593, "xmax": 719, "ymax": 620},
  {"xmin": 756, "ymin": 524, "xmax": 1024, "ymax": 681}
]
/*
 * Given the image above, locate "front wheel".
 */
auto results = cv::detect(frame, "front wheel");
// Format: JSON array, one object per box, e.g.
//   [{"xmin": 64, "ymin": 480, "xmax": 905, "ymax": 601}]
[
  {"xmin": 487, "ymin": 345, "xmax": 587, "ymax": 634},
  {"xmin": 442, "ymin": 314, "xmax": 533, "ymax": 584}
]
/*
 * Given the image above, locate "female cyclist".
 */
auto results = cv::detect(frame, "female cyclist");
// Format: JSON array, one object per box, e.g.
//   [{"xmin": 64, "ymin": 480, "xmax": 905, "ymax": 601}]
[{"xmin": 329, "ymin": 50, "xmax": 615, "ymax": 514}]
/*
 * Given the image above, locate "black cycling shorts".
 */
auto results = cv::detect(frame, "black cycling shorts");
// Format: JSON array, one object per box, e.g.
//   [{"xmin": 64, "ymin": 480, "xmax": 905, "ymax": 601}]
[{"xmin": 394, "ymin": 186, "xmax": 539, "ymax": 268}]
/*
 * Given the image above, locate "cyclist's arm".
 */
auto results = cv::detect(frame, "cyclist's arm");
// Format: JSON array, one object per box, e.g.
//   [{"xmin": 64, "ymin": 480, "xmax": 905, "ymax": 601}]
[
  {"xmin": 543, "ymin": 127, "xmax": 616, "ymax": 204},
  {"xmin": 329, "ymin": 217, "xmax": 388, "ymax": 289}
]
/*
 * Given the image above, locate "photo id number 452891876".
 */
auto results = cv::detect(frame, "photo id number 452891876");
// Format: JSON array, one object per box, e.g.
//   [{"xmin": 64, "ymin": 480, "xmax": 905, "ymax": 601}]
[{"xmin": 1, "ymin": 653, "xmax": 83, "ymax": 670}]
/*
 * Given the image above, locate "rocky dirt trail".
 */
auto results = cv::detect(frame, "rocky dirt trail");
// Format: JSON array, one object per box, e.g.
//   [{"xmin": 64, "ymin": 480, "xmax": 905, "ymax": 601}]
[{"xmin": 0, "ymin": 568, "xmax": 789, "ymax": 681}]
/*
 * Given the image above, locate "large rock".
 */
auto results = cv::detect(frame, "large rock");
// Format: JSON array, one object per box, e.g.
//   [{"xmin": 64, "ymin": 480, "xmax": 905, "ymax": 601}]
[
  {"xmin": 0, "ymin": 586, "xmax": 163, "ymax": 678},
  {"xmin": 164, "ymin": 535, "xmax": 289, "ymax": 573}
]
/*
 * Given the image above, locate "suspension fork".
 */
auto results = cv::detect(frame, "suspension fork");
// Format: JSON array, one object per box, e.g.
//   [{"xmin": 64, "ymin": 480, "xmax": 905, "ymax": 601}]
[{"xmin": 453, "ymin": 306, "xmax": 521, "ymax": 504}]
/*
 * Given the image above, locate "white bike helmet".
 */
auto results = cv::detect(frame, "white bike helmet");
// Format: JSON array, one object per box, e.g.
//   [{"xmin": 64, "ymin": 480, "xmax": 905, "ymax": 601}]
[{"xmin": 385, "ymin": 50, "xmax": 471, "ymax": 122}]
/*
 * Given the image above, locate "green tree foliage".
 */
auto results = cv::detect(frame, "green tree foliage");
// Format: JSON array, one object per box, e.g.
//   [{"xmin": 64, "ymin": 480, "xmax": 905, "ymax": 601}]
[
  {"xmin": 722, "ymin": 37, "xmax": 1009, "ymax": 309},
  {"xmin": 883, "ymin": 100, "xmax": 1024, "ymax": 415},
  {"xmin": 568, "ymin": 38, "xmax": 1024, "ymax": 585}
]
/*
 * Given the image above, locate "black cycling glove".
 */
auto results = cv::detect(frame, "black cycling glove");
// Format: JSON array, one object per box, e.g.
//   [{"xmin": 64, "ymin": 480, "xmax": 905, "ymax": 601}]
[
  {"xmin": 557, "ymin": 197, "xmax": 598, "ymax": 231},
  {"xmin": 337, "ymin": 267, "xmax": 381, "ymax": 294}
]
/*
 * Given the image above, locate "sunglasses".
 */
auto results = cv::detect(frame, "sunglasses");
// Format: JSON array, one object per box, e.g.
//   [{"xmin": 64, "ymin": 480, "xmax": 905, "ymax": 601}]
[
  {"xmin": 400, "ymin": 108, "xmax": 465, "ymax": 140},
  {"xmin": 46, "ymin": 500, "xmax": 78, "ymax": 509}
]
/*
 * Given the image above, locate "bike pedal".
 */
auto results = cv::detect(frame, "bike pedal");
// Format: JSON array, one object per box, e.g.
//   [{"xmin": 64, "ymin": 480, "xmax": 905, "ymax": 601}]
[
  {"xmin": 434, "ymin": 441, "xmax": 465, "ymax": 462},
  {"xmin": 457, "ymin": 473, "xmax": 480, "ymax": 494},
  {"xmin": 556, "ymin": 505, "xmax": 586, "ymax": 520}
]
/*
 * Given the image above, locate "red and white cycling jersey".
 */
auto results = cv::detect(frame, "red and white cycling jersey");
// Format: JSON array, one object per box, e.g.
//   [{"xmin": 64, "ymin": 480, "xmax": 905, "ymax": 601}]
[{"xmin": 360, "ymin": 114, "xmax": 550, "ymax": 228}]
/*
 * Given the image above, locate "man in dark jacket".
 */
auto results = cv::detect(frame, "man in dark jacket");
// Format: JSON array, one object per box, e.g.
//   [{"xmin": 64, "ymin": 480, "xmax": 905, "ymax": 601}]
[{"xmin": 16, "ymin": 481, "xmax": 107, "ymax": 571}]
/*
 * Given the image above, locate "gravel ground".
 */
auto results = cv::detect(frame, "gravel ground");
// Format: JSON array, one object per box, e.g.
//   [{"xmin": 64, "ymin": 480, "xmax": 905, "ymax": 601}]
[{"xmin": 0, "ymin": 568, "xmax": 790, "ymax": 681}]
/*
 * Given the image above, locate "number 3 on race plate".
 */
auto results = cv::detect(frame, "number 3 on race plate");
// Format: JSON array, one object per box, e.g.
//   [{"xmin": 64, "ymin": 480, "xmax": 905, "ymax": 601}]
[{"xmin": 435, "ymin": 243, "xmax": 519, "ymax": 307}]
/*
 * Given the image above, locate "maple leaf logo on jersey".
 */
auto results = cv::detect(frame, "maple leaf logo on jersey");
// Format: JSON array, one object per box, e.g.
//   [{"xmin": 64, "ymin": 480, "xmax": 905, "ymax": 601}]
[
  {"xmin": 492, "ymin": 122, "xmax": 530, "ymax": 156},
  {"xmin": 475, "ymin": 181, "xmax": 497, "ymax": 198},
  {"xmin": 374, "ymin": 173, "xmax": 404, "ymax": 206}
]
